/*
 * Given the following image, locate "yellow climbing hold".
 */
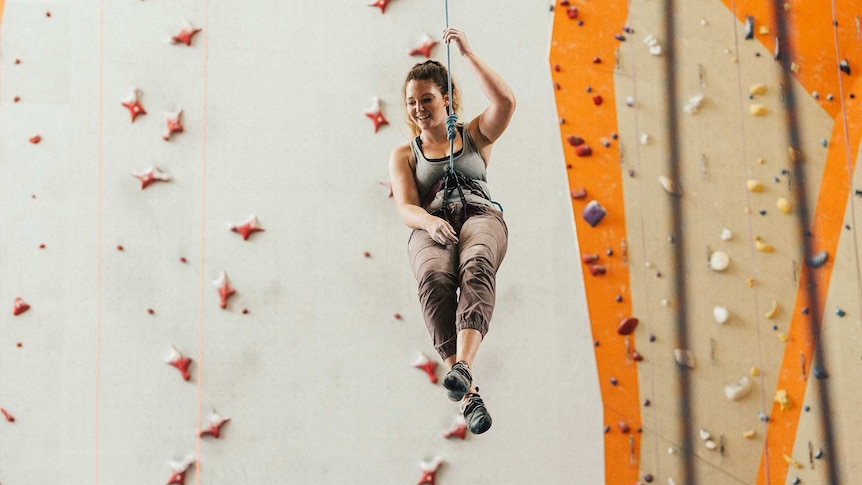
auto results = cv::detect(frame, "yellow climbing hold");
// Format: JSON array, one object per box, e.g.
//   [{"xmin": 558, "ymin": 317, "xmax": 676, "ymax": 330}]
[
  {"xmin": 783, "ymin": 454, "xmax": 803, "ymax": 469},
  {"xmin": 750, "ymin": 366, "xmax": 760, "ymax": 377},
  {"xmin": 747, "ymin": 179, "xmax": 764, "ymax": 192},
  {"xmin": 765, "ymin": 300, "xmax": 779, "ymax": 319},
  {"xmin": 750, "ymin": 84, "xmax": 767, "ymax": 96},
  {"xmin": 743, "ymin": 429, "xmax": 757, "ymax": 439},
  {"xmin": 755, "ymin": 237, "xmax": 774, "ymax": 253},
  {"xmin": 750, "ymin": 104, "xmax": 768, "ymax": 116},
  {"xmin": 791, "ymin": 62, "xmax": 800, "ymax": 73},
  {"xmin": 775, "ymin": 389, "xmax": 793, "ymax": 410},
  {"xmin": 745, "ymin": 277, "xmax": 755, "ymax": 287},
  {"xmin": 788, "ymin": 146, "xmax": 797, "ymax": 162},
  {"xmin": 758, "ymin": 26, "xmax": 770, "ymax": 35},
  {"xmin": 757, "ymin": 157, "xmax": 766, "ymax": 164},
  {"xmin": 777, "ymin": 197, "xmax": 793, "ymax": 214}
]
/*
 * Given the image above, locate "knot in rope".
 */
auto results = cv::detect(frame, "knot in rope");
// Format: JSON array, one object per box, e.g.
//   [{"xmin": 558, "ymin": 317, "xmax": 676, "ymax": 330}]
[{"xmin": 446, "ymin": 114, "xmax": 458, "ymax": 141}]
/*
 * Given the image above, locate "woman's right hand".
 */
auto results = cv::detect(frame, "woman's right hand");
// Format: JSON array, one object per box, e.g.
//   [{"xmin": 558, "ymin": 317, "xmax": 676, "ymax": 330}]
[{"xmin": 425, "ymin": 215, "xmax": 459, "ymax": 245}]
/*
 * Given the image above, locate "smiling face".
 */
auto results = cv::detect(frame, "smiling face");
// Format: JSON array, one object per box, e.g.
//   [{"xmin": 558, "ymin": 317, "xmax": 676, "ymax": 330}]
[
  {"xmin": 405, "ymin": 79, "xmax": 448, "ymax": 133},
  {"xmin": 401, "ymin": 60, "xmax": 460, "ymax": 138}
]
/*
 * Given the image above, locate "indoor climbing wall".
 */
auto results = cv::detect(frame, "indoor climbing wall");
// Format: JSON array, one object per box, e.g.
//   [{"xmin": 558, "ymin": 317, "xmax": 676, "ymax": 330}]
[
  {"xmin": 551, "ymin": 0, "xmax": 861, "ymax": 484},
  {"xmin": 0, "ymin": 1, "xmax": 605, "ymax": 484}
]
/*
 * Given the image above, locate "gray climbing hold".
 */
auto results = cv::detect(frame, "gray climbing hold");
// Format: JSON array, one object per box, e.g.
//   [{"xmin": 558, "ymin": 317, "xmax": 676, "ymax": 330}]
[
  {"xmin": 835, "ymin": 307, "xmax": 846, "ymax": 317},
  {"xmin": 840, "ymin": 59, "xmax": 851, "ymax": 75},
  {"xmin": 745, "ymin": 16, "xmax": 755, "ymax": 39},
  {"xmin": 806, "ymin": 250, "xmax": 829, "ymax": 268},
  {"xmin": 814, "ymin": 448, "xmax": 824, "ymax": 459},
  {"xmin": 813, "ymin": 366, "xmax": 828, "ymax": 379},
  {"xmin": 674, "ymin": 349, "xmax": 695, "ymax": 369},
  {"xmin": 582, "ymin": 200, "xmax": 607, "ymax": 227}
]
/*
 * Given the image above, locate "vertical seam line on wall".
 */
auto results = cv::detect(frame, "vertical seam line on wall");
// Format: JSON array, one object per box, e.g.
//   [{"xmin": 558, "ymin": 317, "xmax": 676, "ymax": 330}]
[
  {"xmin": 96, "ymin": 0, "xmax": 105, "ymax": 483},
  {"xmin": 195, "ymin": 0, "xmax": 210, "ymax": 483},
  {"xmin": 727, "ymin": 0, "xmax": 772, "ymax": 481}
]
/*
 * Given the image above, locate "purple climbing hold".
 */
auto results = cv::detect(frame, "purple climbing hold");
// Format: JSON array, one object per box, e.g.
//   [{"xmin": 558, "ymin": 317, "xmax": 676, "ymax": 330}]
[
  {"xmin": 644, "ymin": 474, "xmax": 654, "ymax": 483},
  {"xmin": 582, "ymin": 200, "xmax": 607, "ymax": 227}
]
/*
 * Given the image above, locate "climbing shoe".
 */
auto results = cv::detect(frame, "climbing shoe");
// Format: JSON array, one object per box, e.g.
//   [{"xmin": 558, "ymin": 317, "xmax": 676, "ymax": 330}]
[
  {"xmin": 442, "ymin": 361, "xmax": 472, "ymax": 401},
  {"xmin": 460, "ymin": 392, "xmax": 492, "ymax": 435}
]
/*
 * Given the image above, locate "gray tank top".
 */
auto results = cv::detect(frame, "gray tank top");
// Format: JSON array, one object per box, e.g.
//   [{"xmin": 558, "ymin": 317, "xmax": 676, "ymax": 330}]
[{"xmin": 411, "ymin": 127, "xmax": 493, "ymax": 212}]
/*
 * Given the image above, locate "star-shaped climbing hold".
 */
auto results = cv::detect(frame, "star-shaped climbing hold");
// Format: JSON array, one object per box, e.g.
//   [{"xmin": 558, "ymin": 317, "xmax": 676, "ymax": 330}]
[
  {"xmin": 213, "ymin": 271, "xmax": 236, "ymax": 309},
  {"xmin": 121, "ymin": 87, "xmax": 147, "ymax": 123},
  {"xmin": 409, "ymin": 33, "xmax": 438, "ymax": 58},
  {"xmin": 368, "ymin": 0, "xmax": 392, "ymax": 14},
  {"xmin": 163, "ymin": 109, "xmax": 184, "ymax": 141},
  {"xmin": 166, "ymin": 457, "xmax": 195, "ymax": 485},
  {"xmin": 365, "ymin": 96, "xmax": 388, "ymax": 133},
  {"xmin": 413, "ymin": 352, "xmax": 438, "ymax": 383},
  {"xmin": 230, "ymin": 215, "xmax": 265, "ymax": 241},
  {"xmin": 417, "ymin": 457, "xmax": 443, "ymax": 485},
  {"xmin": 442, "ymin": 414, "xmax": 468, "ymax": 440},
  {"xmin": 133, "ymin": 166, "xmax": 170, "ymax": 189},
  {"xmin": 199, "ymin": 409, "xmax": 230, "ymax": 438},
  {"xmin": 171, "ymin": 20, "xmax": 201, "ymax": 46},
  {"xmin": 166, "ymin": 346, "xmax": 193, "ymax": 381},
  {"xmin": 13, "ymin": 297, "xmax": 30, "ymax": 316}
]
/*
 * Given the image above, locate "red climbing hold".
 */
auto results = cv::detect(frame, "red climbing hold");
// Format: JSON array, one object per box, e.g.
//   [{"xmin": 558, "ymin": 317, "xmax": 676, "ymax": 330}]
[
  {"xmin": 417, "ymin": 457, "xmax": 443, "ymax": 485},
  {"xmin": 559, "ymin": 0, "xmax": 570, "ymax": 6},
  {"xmin": 29, "ymin": 134, "xmax": 42, "ymax": 144},
  {"xmin": 171, "ymin": 21, "xmax": 202, "ymax": 46},
  {"xmin": 413, "ymin": 352, "xmax": 438, "ymax": 384},
  {"xmin": 167, "ymin": 346, "xmax": 193, "ymax": 381},
  {"xmin": 166, "ymin": 457, "xmax": 194, "ymax": 485},
  {"xmin": 442, "ymin": 414, "xmax": 468, "ymax": 440},
  {"xmin": 162, "ymin": 110, "xmax": 184, "ymax": 141},
  {"xmin": 368, "ymin": 0, "xmax": 392, "ymax": 14},
  {"xmin": 566, "ymin": 6, "xmax": 579, "ymax": 19},
  {"xmin": 13, "ymin": 297, "xmax": 30, "ymax": 316},
  {"xmin": 589, "ymin": 265, "xmax": 607, "ymax": 276},
  {"xmin": 0, "ymin": 408, "xmax": 14, "ymax": 422},
  {"xmin": 617, "ymin": 317, "xmax": 639, "ymax": 335},
  {"xmin": 133, "ymin": 166, "xmax": 170, "ymax": 189},
  {"xmin": 618, "ymin": 421, "xmax": 630, "ymax": 433},
  {"xmin": 581, "ymin": 254, "xmax": 600, "ymax": 264},
  {"xmin": 230, "ymin": 215, "xmax": 265, "ymax": 241},
  {"xmin": 121, "ymin": 88, "xmax": 147, "ymax": 122},
  {"xmin": 575, "ymin": 144, "xmax": 593, "ymax": 157},
  {"xmin": 13, "ymin": 96, "xmax": 20, "ymax": 103},
  {"xmin": 409, "ymin": 33, "xmax": 438, "ymax": 58},
  {"xmin": 593, "ymin": 95, "xmax": 603, "ymax": 106},
  {"xmin": 566, "ymin": 135, "xmax": 585, "ymax": 146},
  {"xmin": 365, "ymin": 96, "xmax": 389, "ymax": 133},
  {"xmin": 213, "ymin": 271, "xmax": 236, "ymax": 310},
  {"xmin": 199, "ymin": 410, "xmax": 230, "ymax": 438}
]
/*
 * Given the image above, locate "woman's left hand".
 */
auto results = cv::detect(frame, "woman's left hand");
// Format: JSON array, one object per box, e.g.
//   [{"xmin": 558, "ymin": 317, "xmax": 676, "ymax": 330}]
[{"xmin": 442, "ymin": 28, "xmax": 472, "ymax": 57}]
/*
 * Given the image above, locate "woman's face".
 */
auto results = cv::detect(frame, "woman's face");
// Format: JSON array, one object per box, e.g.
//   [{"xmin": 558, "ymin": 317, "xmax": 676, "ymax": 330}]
[{"xmin": 405, "ymin": 79, "xmax": 448, "ymax": 132}]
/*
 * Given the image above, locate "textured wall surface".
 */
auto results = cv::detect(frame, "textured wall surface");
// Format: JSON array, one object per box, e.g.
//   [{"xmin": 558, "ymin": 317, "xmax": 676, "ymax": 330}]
[{"xmin": 0, "ymin": 1, "xmax": 602, "ymax": 484}]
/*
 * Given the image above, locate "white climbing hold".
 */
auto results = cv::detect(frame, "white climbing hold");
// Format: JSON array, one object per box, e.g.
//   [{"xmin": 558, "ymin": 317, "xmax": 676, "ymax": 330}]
[
  {"xmin": 699, "ymin": 429, "xmax": 711, "ymax": 441},
  {"xmin": 725, "ymin": 376, "xmax": 753, "ymax": 401},
  {"xmin": 720, "ymin": 228, "xmax": 733, "ymax": 241},
  {"xmin": 649, "ymin": 44, "xmax": 662, "ymax": 56},
  {"xmin": 710, "ymin": 250, "xmax": 730, "ymax": 271},
  {"xmin": 705, "ymin": 439, "xmax": 718, "ymax": 450},
  {"xmin": 713, "ymin": 306, "xmax": 729, "ymax": 324},
  {"xmin": 684, "ymin": 94, "xmax": 705, "ymax": 114},
  {"xmin": 626, "ymin": 96, "xmax": 635, "ymax": 107},
  {"xmin": 658, "ymin": 175, "xmax": 680, "ymax": 195},
  {"xmin": 639, "ymin": 133, "xmax": 651, "ymax": 145}
]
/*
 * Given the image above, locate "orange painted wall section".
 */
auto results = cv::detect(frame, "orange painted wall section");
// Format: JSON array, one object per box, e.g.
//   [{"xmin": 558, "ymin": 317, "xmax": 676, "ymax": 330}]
[{"xmin": 549, "ymin": 3, "xmax": 640, "ymax": 484}]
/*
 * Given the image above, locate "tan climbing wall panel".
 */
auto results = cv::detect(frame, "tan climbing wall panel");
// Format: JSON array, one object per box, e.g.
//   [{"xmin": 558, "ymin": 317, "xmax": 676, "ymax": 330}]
[{"xmin": 553, "ymin": 0, "xmax": 862, "ymax": 483}]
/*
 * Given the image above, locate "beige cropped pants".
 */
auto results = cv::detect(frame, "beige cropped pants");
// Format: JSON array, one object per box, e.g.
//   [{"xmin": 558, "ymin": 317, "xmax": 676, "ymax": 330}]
[{"xmin": 407, "ymin": 203, "xmax": 508, "ymax": 360}]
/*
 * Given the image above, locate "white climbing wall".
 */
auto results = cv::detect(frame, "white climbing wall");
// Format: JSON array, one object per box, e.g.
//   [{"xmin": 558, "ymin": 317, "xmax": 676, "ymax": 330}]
[{"xmin": 0, "ymin": 1, "xmax": 603, "ymax": 484}]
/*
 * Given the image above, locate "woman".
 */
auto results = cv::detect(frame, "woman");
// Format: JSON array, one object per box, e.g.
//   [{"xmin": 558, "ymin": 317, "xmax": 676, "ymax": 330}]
[{"xmin": 389, "ymin": 28, "xmax": 515, "ymax": 435}]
